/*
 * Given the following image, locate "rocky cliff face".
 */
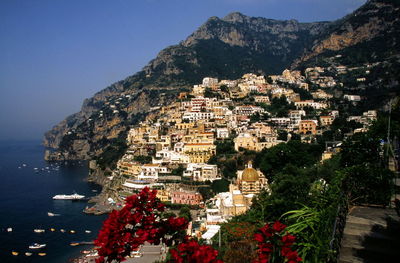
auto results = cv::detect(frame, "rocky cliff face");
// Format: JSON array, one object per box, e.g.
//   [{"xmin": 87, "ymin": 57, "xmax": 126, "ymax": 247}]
[
  {"xmin": 292, "ymin": 0, "xmax": 400, "ymax": 67},
  {"xmin": 44, "ymin": 0, "xmax": 399, "ymax": 161},
  {"xmin": 142, "ymin": 13, "xmax": 329, "ymax": 85}
]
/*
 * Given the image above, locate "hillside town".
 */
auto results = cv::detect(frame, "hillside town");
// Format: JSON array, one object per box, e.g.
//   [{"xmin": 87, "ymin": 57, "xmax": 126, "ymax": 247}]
[{"xmin": 88, "ymin": 65, "xmax": 378, "ymax": 243}]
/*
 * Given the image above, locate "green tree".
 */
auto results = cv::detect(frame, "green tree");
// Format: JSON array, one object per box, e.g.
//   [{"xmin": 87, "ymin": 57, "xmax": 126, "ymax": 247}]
[
  {"xmin": 178, "ymin": 206, "xmax": 192, "ymax": 222},
  {"xmin": 133, "ymin": 155, "xmax": 152, "ymax": 164},
  {"xmin": 211, "ymin": 179, "xmax": 230, "ymax": 193}
]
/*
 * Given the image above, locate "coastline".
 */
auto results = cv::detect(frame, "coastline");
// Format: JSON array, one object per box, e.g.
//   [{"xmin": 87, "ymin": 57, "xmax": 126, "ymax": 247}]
[
  {"xmin": 70, "ymin": 162, "xmax": 113, "ymax": 263},
  {"xmin": 84, "ymin": 161, "xmax": 116, "ymax": 216}
]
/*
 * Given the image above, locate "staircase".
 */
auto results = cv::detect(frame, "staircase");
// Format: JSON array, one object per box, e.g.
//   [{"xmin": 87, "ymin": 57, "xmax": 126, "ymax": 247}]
[{"xmin": 339, "ymin": 206, "xmax": 400, "ymax": 263}]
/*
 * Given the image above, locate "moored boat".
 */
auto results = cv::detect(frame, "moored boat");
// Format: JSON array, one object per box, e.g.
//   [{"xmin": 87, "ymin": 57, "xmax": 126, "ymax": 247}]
[
  {"xmin": 47, "ymin": 212, "xmax": 60, "ymax": 216},
  {"xmin": 25, "ymin": 252, "xmax": 32, "ymax": 256},
  {"xmin": 29, "ymin": 243, "xmax": 46, "ymax": 249},
  {"xmin": 7, "ymin": 227, "xmax": 13, "ymax": 232},
  {"xmin": 34, "ymin": 229, "xmax": 45, "ymax": 233},
  {"xmin": 38, "ymin": 252, "xmax": 46, "ymax": 256},
  {"xmin": 11, "ymin": 251, "xmax": 18, "ymax": 256},
  {"xmin": 53, "ymin": 193, "xmax": 85, "ymax": 200},
  {"xmin": 85, "ymin": 230, "xmax": 91, "ymax": 233}
]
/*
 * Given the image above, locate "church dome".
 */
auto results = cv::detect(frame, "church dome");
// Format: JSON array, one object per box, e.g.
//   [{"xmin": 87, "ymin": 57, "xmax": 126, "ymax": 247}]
[{"xmin": 242, "ymin": 167, "xmax": 259, "ymax": 181}]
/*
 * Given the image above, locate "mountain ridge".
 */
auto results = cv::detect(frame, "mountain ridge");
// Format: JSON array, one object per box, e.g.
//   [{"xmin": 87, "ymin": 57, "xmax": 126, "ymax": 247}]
[{"xmin": 43, "ymin": 0, "xmax": 400, "ymax": 161}]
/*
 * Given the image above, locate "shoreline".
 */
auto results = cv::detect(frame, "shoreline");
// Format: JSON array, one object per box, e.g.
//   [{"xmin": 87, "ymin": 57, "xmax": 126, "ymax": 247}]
[
  {"xmin": 84, "ymin": 163, "xmax": 117, "ymax": 216},
  {"xmin": 70, "ymin": 163, "xmax": 112, "ymax": 263}
]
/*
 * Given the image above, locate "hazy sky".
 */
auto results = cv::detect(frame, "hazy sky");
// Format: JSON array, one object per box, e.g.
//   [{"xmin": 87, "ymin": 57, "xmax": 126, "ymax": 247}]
[{"xmin": 0, "ymin": 0, "xmax": 366, "ymax": 141}]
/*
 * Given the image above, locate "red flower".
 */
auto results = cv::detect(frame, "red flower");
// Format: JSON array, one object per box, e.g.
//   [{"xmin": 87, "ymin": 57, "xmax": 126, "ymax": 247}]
[
  {"xmin": 94, "ymin": 187, "xmax": 188, "ymax": 263},
  {"xmin": 282, "ymin": 234, "xmax": 296, "ymax": 247},
  {"xmin": 253, "ymin": 221, "xmax": 301, "ymax": 263},
  {"xmin": 272, "ymin": 221, "xmax": 286, "ymax": 232},
  {"xmin": 169, "ymin": 238, "xmax": 222, "ymax": 263},
  {"xmin": 286, "ymin": 250, "xmax": 302, "ymax": 262},
  {"xmin": 254, "ymin": 233, "xmax": 265, "ymax": 243},
  {"xmin": 260, "ymin": 224, "xmax": 273, "ymax": 237}
]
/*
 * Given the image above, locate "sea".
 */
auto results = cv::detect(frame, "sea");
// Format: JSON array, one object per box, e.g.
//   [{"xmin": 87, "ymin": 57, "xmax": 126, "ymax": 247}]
[{"xmin": 0, "ymin": 140, "xmax": 107, "ymax": 263}]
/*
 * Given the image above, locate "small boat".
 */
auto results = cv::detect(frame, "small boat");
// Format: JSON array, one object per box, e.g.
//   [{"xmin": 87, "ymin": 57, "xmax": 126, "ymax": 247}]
[
  {"xmin": 82, "ymin": 250, "xmax": 91, "ymax": 254},
  {"xmin": 70, "ymin": 242, "xmax": 79, "ymax": 246},
  {"xmin": 25, "ymin": 252, "xmax": 32, "ymax": 256},
  {"xmin": 53, "ymin": 193, "xmax": 85, "ymax": 200},
  {"xmin": 34, "ymin": 229, "xmax": 45, "ymax": 233},
  {"xmin": 11, "ymin": 251, "xmax": 19, "ymax": 256},
  {"xmin": 70, "ymin": 230, "xmax": 76, "ymax": 234},
  {"xmin": 7, "ymin": 227, "xmax": 13, "ymax": 232},
  {"xmin": 50, "ymin": 228, "xmax": 56, "ymax": 232},
  {"xmin": 38, "ymin": 252, "xmax": 46, "ymax": 256},
  {"xmin": 85, "ymin": 230, "xmax": 91, "ymax": 234},
  {"xmin": 29, "ymin": 243, "xmax": 46, "ymax": 249},
  {"xmin": 47, "ymin": 212, "xmax": 60, "ymax": 216},
  {"xmin": 60, "ymin": 229, "xmax": 66, "ymax": 233}
]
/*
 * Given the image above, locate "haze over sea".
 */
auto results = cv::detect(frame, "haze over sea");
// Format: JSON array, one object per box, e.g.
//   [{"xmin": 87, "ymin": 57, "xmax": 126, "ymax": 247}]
[{"xmin": 0, "ymin": 140, "xmax": 106, "ymax": 263}]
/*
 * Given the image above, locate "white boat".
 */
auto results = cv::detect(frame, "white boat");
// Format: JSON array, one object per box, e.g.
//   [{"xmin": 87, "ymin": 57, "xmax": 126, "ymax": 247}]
[
  {"xmin": 29, "ymin": 243, "xmax": 46, "ymax": 249},
  {"xmin": 53, "ymin": 193, "xmax": 85, "ymax": 200},
  {"xmin": 85, "ymin": 230, "xmax": 91, "ymax": 234},
  {"xmin": 34, "ymin": 229, "xmax": 45, "ymax": 233},
  {"xmin": 25, "ymin": 252, "xmax": 33, "ymax": 256},
  {"xmin": 7, "ymin": 227, "xmax": 13, "ymax": 232},
  {"xmin": 47, "ymin": 212, "xmax": 60, "ymax": 216}
]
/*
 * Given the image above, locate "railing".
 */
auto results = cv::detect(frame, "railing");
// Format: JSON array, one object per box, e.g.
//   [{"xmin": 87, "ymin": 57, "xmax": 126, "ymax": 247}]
[{"xmin": 328, "ymin": 192, "xmax": 349, "ymax": 263}]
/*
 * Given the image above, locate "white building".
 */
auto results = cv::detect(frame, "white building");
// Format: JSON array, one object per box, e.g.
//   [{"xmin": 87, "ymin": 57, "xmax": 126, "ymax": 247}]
[
  {"xmin": 216, "ymin": 128, "xmax": 230, "ymax": 139},
  {"xmin": 183, "ymin": 163, "xmax": 220, "ymax": 182},
  {"xmin": 182, "ymin": 111, "xmax": 214, "ymax": 122},
  {"xmin": 202, "ymin": 77, "xmax": 219, "ymax": 87},
  {"xmin": 138, "ymin": 164, "xmax": 170, "ymax": 181}
]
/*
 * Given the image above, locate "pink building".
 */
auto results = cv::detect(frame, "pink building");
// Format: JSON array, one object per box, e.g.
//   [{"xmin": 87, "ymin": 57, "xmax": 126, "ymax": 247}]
[{"xmin": 171, "ymin": 190, "xmax": 203, "ymax": 206}]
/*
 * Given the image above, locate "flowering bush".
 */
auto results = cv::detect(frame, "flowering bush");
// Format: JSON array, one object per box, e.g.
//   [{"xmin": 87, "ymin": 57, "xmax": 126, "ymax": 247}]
[
  {"xmin": 95, "ymin": 187, "xmax": 189, "ymax": 263},
  {"xmin": 94, "ymin": 187, "xmax": 301, "ymax": 263},
  {"xmin": 169, "ymin": 237, "xmax": 223, "ymax": 263},
  {"xmin": 254, "ymin": 221, "xmax": 302, "ymax": 263}
]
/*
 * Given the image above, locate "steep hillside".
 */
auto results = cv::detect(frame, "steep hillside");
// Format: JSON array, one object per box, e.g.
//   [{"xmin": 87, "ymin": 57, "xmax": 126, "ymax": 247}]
[
  {"xmin": 294, "ymin": 0, "xmax": 400, "ymax": 67},
  {"xmin": 44, "ymin": 0, "xmax": 400, "ymax": 161},
  {"xmin": 43, "ymin": 13, "xmax": 329, "ymax": 160},
  {"xmin": 293, "ymin": 0, "xmax": 400, "ymax": 111}
]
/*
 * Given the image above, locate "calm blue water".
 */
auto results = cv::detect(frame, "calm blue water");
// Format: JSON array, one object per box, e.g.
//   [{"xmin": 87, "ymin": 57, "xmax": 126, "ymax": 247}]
[{"xmin": 0, "ymin": 140, "xmax": 107, "ymax": 263}]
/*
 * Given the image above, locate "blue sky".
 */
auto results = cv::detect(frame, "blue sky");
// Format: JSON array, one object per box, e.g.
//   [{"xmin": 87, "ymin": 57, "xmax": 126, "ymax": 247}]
[{"xmin": 0, "ymin": 0, "xmax": 366, "ymax": 141}]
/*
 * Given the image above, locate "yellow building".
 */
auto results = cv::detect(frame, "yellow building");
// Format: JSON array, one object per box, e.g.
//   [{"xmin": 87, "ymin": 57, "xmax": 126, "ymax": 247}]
[
  {"xmin": 183, "ymin": 143, "xmax": 216, "ymax": 163},
  {"xmin": 156, "ymin": 189, "xmax": 170, "ymax": 202},
  {"xmin": 299, "ymin": 120, "xmax": 318, "ymax": 135},
  {"xmin": 117, "ymin": 160, "xmax": 142, "ymax": 178},
  {"xmin": 216, "ymin": 189, "xmax": 250, "ymax": 218},
  {"xmin": 234, "ymin": 133, "xmax": 258, "ymax": 151},
  {"xmin": 182, "ymin": 132, "xmax": 214, "ymax": 144},
  {"xmin": 319, "ymin": 116, "xmax": 334, "ymax": 126},
  {"xmin": 175, "ymin": 122, "xmax": 195, "ymax": 130},
  {"xmin": 236, "ymin": 162, "xmax": 269, "ymax": 195}
]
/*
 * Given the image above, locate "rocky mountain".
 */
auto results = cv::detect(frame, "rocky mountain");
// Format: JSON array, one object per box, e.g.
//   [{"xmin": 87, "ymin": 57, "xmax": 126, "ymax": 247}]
[
  {"xmin": 293, "ymin": 0, "xmax": 400, "ymax": 67},
  {"xmin": 44, "ymin": 0, "xmax": 400, "ymax": 162}
]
